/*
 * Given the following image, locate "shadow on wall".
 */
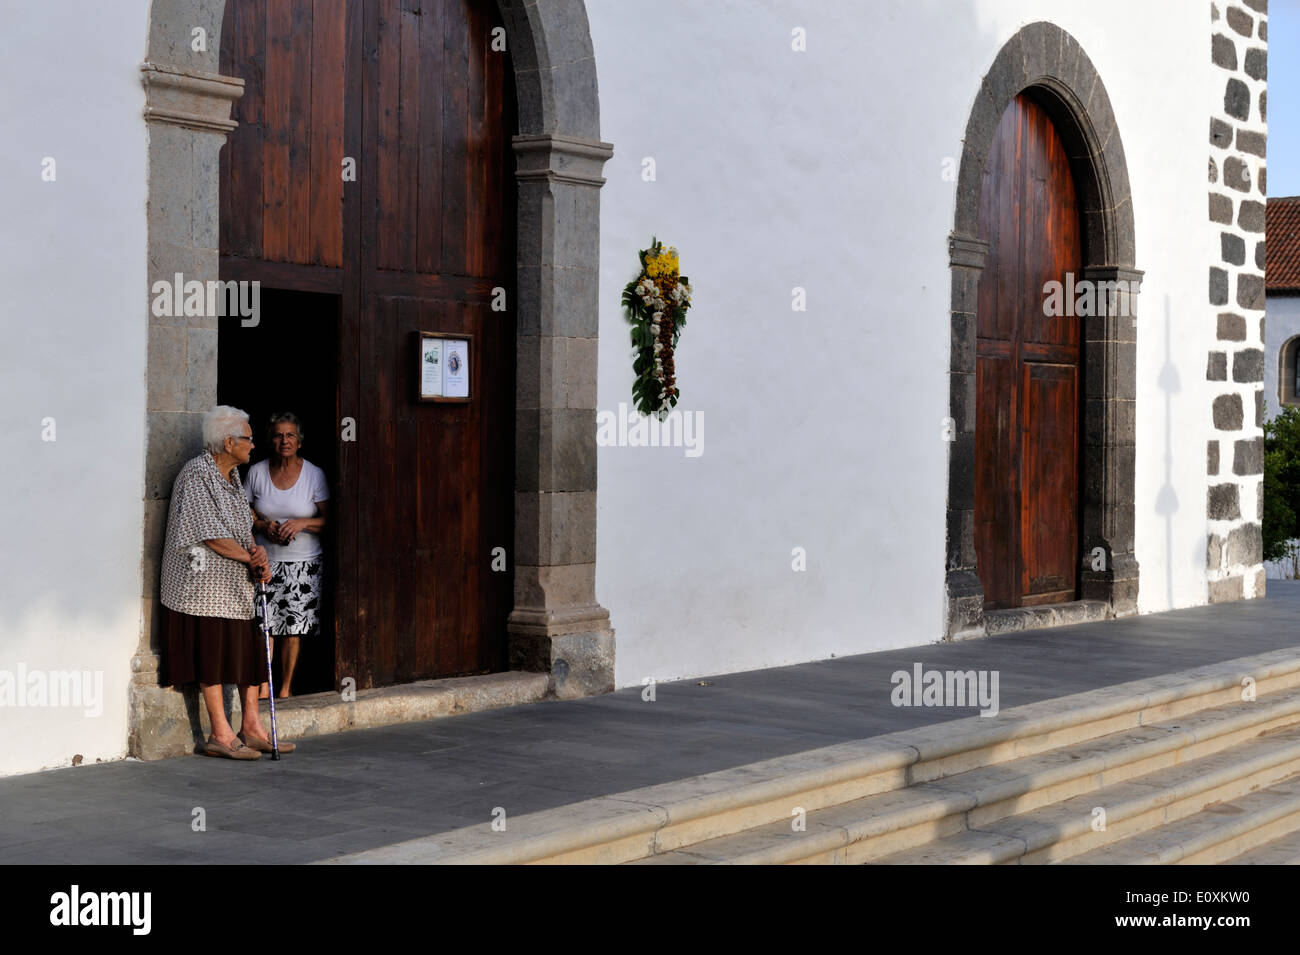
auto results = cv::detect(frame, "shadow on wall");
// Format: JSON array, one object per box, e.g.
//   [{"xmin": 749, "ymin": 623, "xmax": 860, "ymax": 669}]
[{"xmin": 1154, "ymin": 295, "xmax": 1180, "ymax": 610}]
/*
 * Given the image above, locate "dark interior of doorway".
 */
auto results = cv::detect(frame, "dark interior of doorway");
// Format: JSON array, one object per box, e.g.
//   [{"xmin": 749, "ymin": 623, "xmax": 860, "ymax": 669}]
[{"xmin": 218, "ymin": 287, "xmax": 339, "ymax": 697}]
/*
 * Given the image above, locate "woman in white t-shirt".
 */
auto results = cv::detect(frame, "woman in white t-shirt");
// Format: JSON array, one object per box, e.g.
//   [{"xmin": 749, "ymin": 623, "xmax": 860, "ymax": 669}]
[{"xmin": 244, "ymin": 411, "xmax": 329, "ymax": 698}]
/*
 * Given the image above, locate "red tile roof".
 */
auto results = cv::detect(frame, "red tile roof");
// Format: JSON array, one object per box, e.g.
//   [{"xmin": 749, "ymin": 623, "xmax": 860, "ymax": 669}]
[{"xmin": 1268, "ymin": 197, "xmax": 1300, "ymax": 294}]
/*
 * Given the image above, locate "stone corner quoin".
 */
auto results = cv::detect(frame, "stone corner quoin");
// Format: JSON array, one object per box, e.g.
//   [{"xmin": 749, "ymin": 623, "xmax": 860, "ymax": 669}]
[{"xmin": 1207, "ymin": 1, "xmax": 1267, "ymax": 602}]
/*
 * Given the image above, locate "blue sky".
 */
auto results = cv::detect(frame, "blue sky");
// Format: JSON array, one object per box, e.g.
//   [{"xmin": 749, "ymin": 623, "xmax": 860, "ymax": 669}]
[{"xmin": 1270, "ymin": 0, "xmax": 1298, "ymax": 196}]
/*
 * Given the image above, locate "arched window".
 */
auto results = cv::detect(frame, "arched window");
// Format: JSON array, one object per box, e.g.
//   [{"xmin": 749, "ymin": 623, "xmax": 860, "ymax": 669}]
[{"xmin": 1279, "ymin": 336, "xmax": 1300, "ymax": 406}]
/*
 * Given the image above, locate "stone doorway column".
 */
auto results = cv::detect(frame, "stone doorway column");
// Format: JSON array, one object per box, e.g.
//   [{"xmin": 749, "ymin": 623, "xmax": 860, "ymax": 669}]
[{"xmin": 508, "ymin": 133, "xmax": 615, "ymax": 699}]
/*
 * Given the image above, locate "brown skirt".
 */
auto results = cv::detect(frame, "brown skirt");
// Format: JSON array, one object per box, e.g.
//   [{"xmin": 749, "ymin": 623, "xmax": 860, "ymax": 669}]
[{"xmin": 160, "ymin": 605, "xmax": 269, "ymax": 687}]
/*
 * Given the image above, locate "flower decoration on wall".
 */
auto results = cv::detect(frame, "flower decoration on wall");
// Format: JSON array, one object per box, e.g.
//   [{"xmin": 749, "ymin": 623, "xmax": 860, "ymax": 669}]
[{"xmin": 621, "ymin": 236, "xmax": 693, "ymax": 417}]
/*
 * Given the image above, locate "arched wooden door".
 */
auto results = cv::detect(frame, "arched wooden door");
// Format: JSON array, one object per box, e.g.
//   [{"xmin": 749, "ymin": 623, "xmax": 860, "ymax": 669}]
[
  {"xmin": 974, "ymin": 93, "xmax": 1083, "ymax": 610},
  {"xmin": 219, "ymin": 0, "xmax": 517, "ymax": 687}
]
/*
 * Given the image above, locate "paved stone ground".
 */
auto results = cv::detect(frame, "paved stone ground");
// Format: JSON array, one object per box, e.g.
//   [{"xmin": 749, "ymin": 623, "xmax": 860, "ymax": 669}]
[{"xmin": 3, "ymin": 584, "xmax": 1300, "ymax": 864}]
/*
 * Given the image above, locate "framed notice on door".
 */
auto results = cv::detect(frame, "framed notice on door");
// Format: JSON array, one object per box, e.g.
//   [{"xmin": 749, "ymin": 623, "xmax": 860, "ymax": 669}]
[{"xmin": 418, "ymin": 332, "xmax": 472, "ymax": 403}]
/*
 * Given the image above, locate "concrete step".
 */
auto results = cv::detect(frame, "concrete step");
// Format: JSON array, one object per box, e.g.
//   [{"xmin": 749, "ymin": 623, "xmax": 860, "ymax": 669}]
[
  {"xmin": 873, "ymin": 723, "xmax": 1300, "ymax": 865},
  {"xmin": 1065, "ymin": 771, "xmax": 1300, "ymax": 865},
  {"xmin": 637, "ymin": 699, "xmax": 1300, "ymax": 865},
  {"xmin": 324, "ymin": 646, "xmax": 1300, "ymax": 864},
  {"xmin": 1222, "ymin": 821, "xmax": 1300, "ymax": 864}
]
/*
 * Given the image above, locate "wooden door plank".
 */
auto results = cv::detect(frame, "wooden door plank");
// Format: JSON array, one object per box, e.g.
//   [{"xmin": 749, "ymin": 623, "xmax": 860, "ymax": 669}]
[
  {"xmin": 222, "ymin": 0, "xmax": 265, "ymax": 260},
  {"xmin": 391, "ymin": 298, "xmax": 417, "ymax": 683},
  {"xmin": 262, "ymin": 0, "xmax": 293, "ymax": 261},
  {"xmin": 416, "ymin": 0, "xmax": 445, "ymax": 274},
  {"xmin": 284, "ymin": 0, "xmax": 313, "ymax": 262},
  {"xmin": 309, "ymin": 0, "xmax": 345, "ymax": 267},
  {"xmin": 441, "ymin": 0, "xmax": 469, "ymax": 276},
  {"xmin": 374, "ymin": 0, "xmax": 402, "ymax": 273},
  {"xmin": 392, "ymin": 0, "xmax": 421, "ymax": 275}
]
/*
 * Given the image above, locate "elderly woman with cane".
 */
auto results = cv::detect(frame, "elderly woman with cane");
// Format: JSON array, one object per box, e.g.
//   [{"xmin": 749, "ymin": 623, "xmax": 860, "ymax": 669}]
[{"xmin": 158, "ymin": 405, "xmax": 296, "ymax": 758}]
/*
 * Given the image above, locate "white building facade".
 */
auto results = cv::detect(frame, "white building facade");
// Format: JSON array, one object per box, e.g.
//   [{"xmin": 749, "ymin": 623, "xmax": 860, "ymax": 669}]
[{"xmin": 0, "ymin": 0, "xmax": 1269, "ymax": 775}]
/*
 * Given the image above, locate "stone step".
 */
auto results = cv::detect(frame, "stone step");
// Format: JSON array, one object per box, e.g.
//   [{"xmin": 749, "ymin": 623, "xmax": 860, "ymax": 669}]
[
  {"xmin": 983, "ymin": 600, "xmax": 1109, "ymax": 636},
  {"xmin": 260, "ymin": 670, "xmax": 550, "ymax": 739},
  {"xmin": 636, "ymin": 701, "xmax": 1300, "ymax": 865},
  {"xmin": 1222, "ymin": 822, "xmax": 1300, "ymax": 864},
  {"xmin": 874, "ymin": 724, "xmax": 1300, "ymax": 865},
  {"xmin": 323, "ymin": 647, "xmax": 1300, "ymax": 864},
  {"xmin": 1066, "ymin": 771, "xmax": 1300, "ymax": 865}
]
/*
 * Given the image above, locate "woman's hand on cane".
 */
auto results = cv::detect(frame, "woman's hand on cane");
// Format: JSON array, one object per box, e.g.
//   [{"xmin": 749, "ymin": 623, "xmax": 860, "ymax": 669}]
[{"xmin": 249, "ymin": 545, "xmax": 272, "ymax": 583}]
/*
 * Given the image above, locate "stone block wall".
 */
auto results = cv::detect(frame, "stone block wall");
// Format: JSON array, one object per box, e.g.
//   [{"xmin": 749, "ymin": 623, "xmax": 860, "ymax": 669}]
[{"xmin": 1207, "ymin": 0, "xmax": 1267, "ymax": 600}]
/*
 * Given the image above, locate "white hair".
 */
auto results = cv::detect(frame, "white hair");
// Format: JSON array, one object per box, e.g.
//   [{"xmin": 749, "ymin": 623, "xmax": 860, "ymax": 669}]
[{"xmin": 202, "ymin": 405, "xmax": 250, "ymax": 454}]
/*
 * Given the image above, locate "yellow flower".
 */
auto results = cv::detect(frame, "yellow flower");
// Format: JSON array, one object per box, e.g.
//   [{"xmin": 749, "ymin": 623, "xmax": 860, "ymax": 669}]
[{"xmin": 643, "ymin": 243, "xmax": 680, "ymax": 280}]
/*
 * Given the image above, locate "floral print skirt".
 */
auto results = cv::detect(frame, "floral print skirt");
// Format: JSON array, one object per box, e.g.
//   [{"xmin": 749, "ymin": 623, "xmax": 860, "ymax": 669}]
[{"xmin": 256, "ymin": 558, "xmax": 323, "ymax": 636}]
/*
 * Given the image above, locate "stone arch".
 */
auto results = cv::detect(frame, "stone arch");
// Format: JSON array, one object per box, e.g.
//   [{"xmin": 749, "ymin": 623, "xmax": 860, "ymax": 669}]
[
  {"xmin": 1279, "ymin": 335, "xmax": 1300, "ymax": 407},
  {"xmin": 944, "ymin": 22, "xmax": 1141, "ymax": 639},
  {"xmin": 132, "ymin": 0, "xmax": 614, "ymax": 758}
]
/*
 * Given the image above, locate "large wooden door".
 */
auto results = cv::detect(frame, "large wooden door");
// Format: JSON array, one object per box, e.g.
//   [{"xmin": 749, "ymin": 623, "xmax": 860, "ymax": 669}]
[
  {"xmin": 220, "ymin": 0, "xmax": 516, "ymax": 686},
  {"xmin": 974, "ymin": 93, "xmax": 1082, "ymax": 610}
]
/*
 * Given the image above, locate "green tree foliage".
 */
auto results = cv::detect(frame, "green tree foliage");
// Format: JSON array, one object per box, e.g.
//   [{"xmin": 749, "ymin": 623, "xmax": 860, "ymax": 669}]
[{"xmin": 1262, "ymin": 406, "xmax": 1300, "ymax": 563}]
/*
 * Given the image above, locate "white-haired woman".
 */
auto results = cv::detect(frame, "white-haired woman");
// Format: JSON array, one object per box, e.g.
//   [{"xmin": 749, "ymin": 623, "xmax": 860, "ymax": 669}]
[
  {"xmin": 159, "ymin": 405, "xmax": 296, "ymax": 758},
  {"xmin": 245, "ymin": 411, "xmax": 328, "ymax": 698}
]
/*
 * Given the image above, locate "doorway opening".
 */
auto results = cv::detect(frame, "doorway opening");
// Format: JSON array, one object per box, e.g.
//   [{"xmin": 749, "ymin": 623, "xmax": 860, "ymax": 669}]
[{"xmin": 218, "ymin": 288, "xmax": 339, "ymax": 696}]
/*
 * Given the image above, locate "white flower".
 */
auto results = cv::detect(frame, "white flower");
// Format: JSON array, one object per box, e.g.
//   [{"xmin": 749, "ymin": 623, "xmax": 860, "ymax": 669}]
[
  {"xmin": 641, "ymin": 295, "xmax": 653, "ymax": 305},
  {"xmin": 651, "ymin": 323, "xmax": 660, "ymax": 335},
  {"xmin": 653, "ymin": 342, "xmax": 663, "ymax": 354},
  {"xmin": 652, "ymin": 311, "xmax": 663, "ymax": 321}
]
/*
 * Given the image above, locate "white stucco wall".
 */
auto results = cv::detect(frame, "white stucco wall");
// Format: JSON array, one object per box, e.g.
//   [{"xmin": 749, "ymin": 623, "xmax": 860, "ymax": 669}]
[
  {"xmin": 0, "ymin": 1, "xmax": 150, "ymax": 775},
  {"xmin": 588, "ymin": 0, "xmax": 1219, "ymax": 687},
  {"xmin": 1264, "ymin": 294, "xmax": 1300, "ymax": 421}
]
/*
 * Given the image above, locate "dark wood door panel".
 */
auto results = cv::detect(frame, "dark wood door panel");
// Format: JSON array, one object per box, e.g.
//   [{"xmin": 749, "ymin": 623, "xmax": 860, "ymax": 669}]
[
  {"xmin": 1020, "ymin": 362, "xmax": 1078, "ymax": 603},
  {"xmin": 221, "ymin": 0, "xmax": 346, "ymax": 268},
  {"xmin": 974, "ymin": 92, "xmax": 1083, "ymax": 611},
  {"xmin": 975, "ymin": 354, "xmax": 1018, "ymax": 609}
]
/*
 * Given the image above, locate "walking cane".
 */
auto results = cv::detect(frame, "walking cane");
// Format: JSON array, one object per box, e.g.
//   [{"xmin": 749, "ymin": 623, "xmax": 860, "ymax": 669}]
[{"xmin": 256, "ymin": 578, "xmax": 281, "ymax": 761}]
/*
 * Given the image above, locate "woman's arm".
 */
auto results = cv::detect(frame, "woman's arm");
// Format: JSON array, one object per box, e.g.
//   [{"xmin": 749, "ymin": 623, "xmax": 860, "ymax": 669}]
[
  {"xmin": 204, "ymin": 537, "xmax": 270, "ymax": 581},
  {"xmin": 278, "ymin": 500, "xmax": 327, "ymax": 541},
  {"xmin": 249, "ymin": 506, "xmax": 281, "ymax": 539},
  {"xmin": 308, "ymin": 499, "xmax": 327, "ymax": 532}
]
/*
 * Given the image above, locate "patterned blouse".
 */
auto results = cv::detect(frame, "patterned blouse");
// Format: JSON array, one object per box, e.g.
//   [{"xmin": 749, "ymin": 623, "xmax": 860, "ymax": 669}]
[{"xmin": 160, "ymin": 451, "xmax": 256, "ymax": 620}]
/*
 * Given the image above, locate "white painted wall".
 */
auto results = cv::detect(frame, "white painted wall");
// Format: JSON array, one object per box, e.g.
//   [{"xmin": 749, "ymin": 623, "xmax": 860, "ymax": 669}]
[
  {"xmin": 0, "ymin": 1, "xmax": 150, "ymax": 775},
  {"xmin": 1264, "ymin": 294, "xmax": 1300, "ymax": 421},
  {"xmin": 588, "ymin": 0, "xmax": 1220, "ymax": 687}
]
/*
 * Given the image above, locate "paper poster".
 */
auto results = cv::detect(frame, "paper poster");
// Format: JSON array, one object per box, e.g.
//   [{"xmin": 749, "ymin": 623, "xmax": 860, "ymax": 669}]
[
  {"xmin": 443, "ymin": 339, "xmax": 469, "ymax": 399},
  {"xmin": 420, "ymin": 337, "xmax": 444, "ymax": 398}
]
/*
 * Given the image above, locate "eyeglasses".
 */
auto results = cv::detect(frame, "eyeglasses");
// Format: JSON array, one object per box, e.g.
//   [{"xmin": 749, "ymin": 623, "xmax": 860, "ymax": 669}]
[
  {"xmin": 272, "ymin": 433, "xmax": 300, "ymax": 440},
  {"xmin": 230, "ymin": 435, "xmax": 253, "ymax": 444}
]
